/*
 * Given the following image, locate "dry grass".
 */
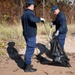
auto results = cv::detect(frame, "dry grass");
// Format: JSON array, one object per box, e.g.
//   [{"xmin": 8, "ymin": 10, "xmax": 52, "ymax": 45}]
[
  {"xmin": 37, "ymin": 23, "xmax": 75, "ymax": 36},
  {"xmin": 0, "ymin": 22, "xmax": 25, "ymax": 55},
  {"xmin": 0, "ymin": 50, "xmax": 5, "ymax": 55},
  {"xmin": 0, "ymin": 22, "xmax": 75, "ymax": 55},
  {"xmin": 37, "ymin": 22, "xmax": 55, "ymax": 35}
]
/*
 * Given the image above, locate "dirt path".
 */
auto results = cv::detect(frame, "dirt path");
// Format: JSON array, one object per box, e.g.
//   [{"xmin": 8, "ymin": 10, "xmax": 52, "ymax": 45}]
[{"xmin": 0, "ymin": 35, "xmax": 75, "ymax": 75}]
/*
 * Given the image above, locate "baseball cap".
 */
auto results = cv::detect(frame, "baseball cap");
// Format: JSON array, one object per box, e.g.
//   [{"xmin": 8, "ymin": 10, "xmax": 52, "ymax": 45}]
[
  {"xmin": 51, "ymin": 5, "xmax": 58, "ymax": 12},
  {"xmin": 27, "ymin": 0, "xmax": 36, "ymax": 7}
]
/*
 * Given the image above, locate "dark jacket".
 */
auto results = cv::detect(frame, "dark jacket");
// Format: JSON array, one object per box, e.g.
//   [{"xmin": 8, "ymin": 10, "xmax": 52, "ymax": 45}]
[
  {"xmin": 53, "ymin": 11, "xmax": 68, "ymax": 34},
  {"xmin": 21, "ymin": 9, "xmax": 40, "ymax": 37}
]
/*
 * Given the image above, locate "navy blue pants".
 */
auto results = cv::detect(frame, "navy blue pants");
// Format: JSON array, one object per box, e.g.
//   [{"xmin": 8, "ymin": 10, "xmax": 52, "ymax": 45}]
[
  {"xmin": 24, "ymin": 36, "xmax": 36, "ymax": 64},
  {"xmin": 58, "ymin": 33, "xmax": 66, "ymax": 49}
]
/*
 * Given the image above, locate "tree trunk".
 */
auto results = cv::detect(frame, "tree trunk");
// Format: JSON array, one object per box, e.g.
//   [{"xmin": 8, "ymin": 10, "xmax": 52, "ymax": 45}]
[
  {"xmin": 20, "ymin": 0, "xmax": 23, "ymax": 14},
  {"xmin": 43, "ymin": 0, "xmax": 45, "ymax": 18}
]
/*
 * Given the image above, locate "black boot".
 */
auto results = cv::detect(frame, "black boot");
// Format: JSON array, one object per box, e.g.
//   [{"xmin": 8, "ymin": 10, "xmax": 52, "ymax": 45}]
[
  {"xmin": 24, "ymin": 64, "xmax": 37, "ymax": 72},
  {"xmin": 23, "ymin": 63, "xmax": 33, "ymax": 69},
  {"xmin": 22, "ymin": 62, "xmax": 27, "ymax": 69}
]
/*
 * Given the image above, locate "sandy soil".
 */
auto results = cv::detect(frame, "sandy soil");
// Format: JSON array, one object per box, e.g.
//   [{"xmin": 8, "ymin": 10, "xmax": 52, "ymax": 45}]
[{"xmin": 0, "ymin": 35, "xmax": 75, "ymax": 75}]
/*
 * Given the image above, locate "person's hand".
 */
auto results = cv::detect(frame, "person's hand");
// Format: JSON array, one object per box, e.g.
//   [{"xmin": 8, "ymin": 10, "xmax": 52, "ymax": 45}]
[
  {"xmin": 50, "ymin": 22, "xmax": 53, "ymax": 28},
  {"xmin": 55, "ymin": 30, "xmax": 59, "ymax": 36},
  {"xmin": 40, "ymin": 18, "xmax": 45, "ymax": 23}
]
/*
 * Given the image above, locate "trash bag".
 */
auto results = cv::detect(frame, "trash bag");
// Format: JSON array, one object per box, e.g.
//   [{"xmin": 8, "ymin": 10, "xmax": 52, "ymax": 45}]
[{"xmin": 46, "ymin": 35, "xmax": 71, "ymax": 67}]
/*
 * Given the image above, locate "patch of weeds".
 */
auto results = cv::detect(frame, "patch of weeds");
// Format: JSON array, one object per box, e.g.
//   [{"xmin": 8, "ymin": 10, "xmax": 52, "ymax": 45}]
[
  {"xmin": 0, "ymin": 43, "xmax": 5, "ymax": 48},
  {"xmin": 0, "ymin": 50, "xmax": 5, "ymax": 55}
]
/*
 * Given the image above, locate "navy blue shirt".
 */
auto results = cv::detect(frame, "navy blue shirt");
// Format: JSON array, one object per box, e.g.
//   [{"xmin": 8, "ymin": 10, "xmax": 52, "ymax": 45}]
[
  {"xmin": 53, "ymin": 11, "xmax": 68, "ymax": 34},
  {"xmin": 21, "ymin": 9, "xmax": 40, "ymax": 37}
]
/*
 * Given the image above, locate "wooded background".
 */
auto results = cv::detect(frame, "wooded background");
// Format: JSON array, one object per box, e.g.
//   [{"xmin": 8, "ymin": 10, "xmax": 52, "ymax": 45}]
[{"xmin": 0, "ymin": 0, "xmax": 75, "ymax": 24}]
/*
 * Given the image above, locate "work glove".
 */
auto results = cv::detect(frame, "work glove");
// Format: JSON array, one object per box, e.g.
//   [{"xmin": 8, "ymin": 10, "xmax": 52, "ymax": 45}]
[
  {"xmin": 40, "ymin": 18, "xmax": 45, "ymax": 23},
  {"xmin": 55, "ymin": 30, "xmax": 59, "ymax": 36},
  {"xmin": 50, "ymin": 22, "xmax": 53, "ymax": 28}
]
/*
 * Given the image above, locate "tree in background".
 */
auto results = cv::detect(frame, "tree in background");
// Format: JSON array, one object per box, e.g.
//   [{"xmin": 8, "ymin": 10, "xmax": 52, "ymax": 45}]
[{"xmin": 0, "ymin": 0, "xmax": 75, "ymax": 24}]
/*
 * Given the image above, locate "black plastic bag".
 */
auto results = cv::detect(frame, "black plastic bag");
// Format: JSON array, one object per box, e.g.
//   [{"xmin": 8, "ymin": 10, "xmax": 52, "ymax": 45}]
[{"xmin": 46, "ymin": 35, "xmax": 71, "ymax": 67}]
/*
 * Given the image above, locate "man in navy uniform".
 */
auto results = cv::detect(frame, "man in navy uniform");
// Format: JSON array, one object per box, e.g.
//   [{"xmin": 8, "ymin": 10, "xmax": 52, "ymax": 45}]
[
  {"xmin": 50, "ymin": 5, "xmax": 68, "ymax": 50},
  {"xmin": 21, "ymin": 0, "xmax": 45, "ymax": 72}
]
